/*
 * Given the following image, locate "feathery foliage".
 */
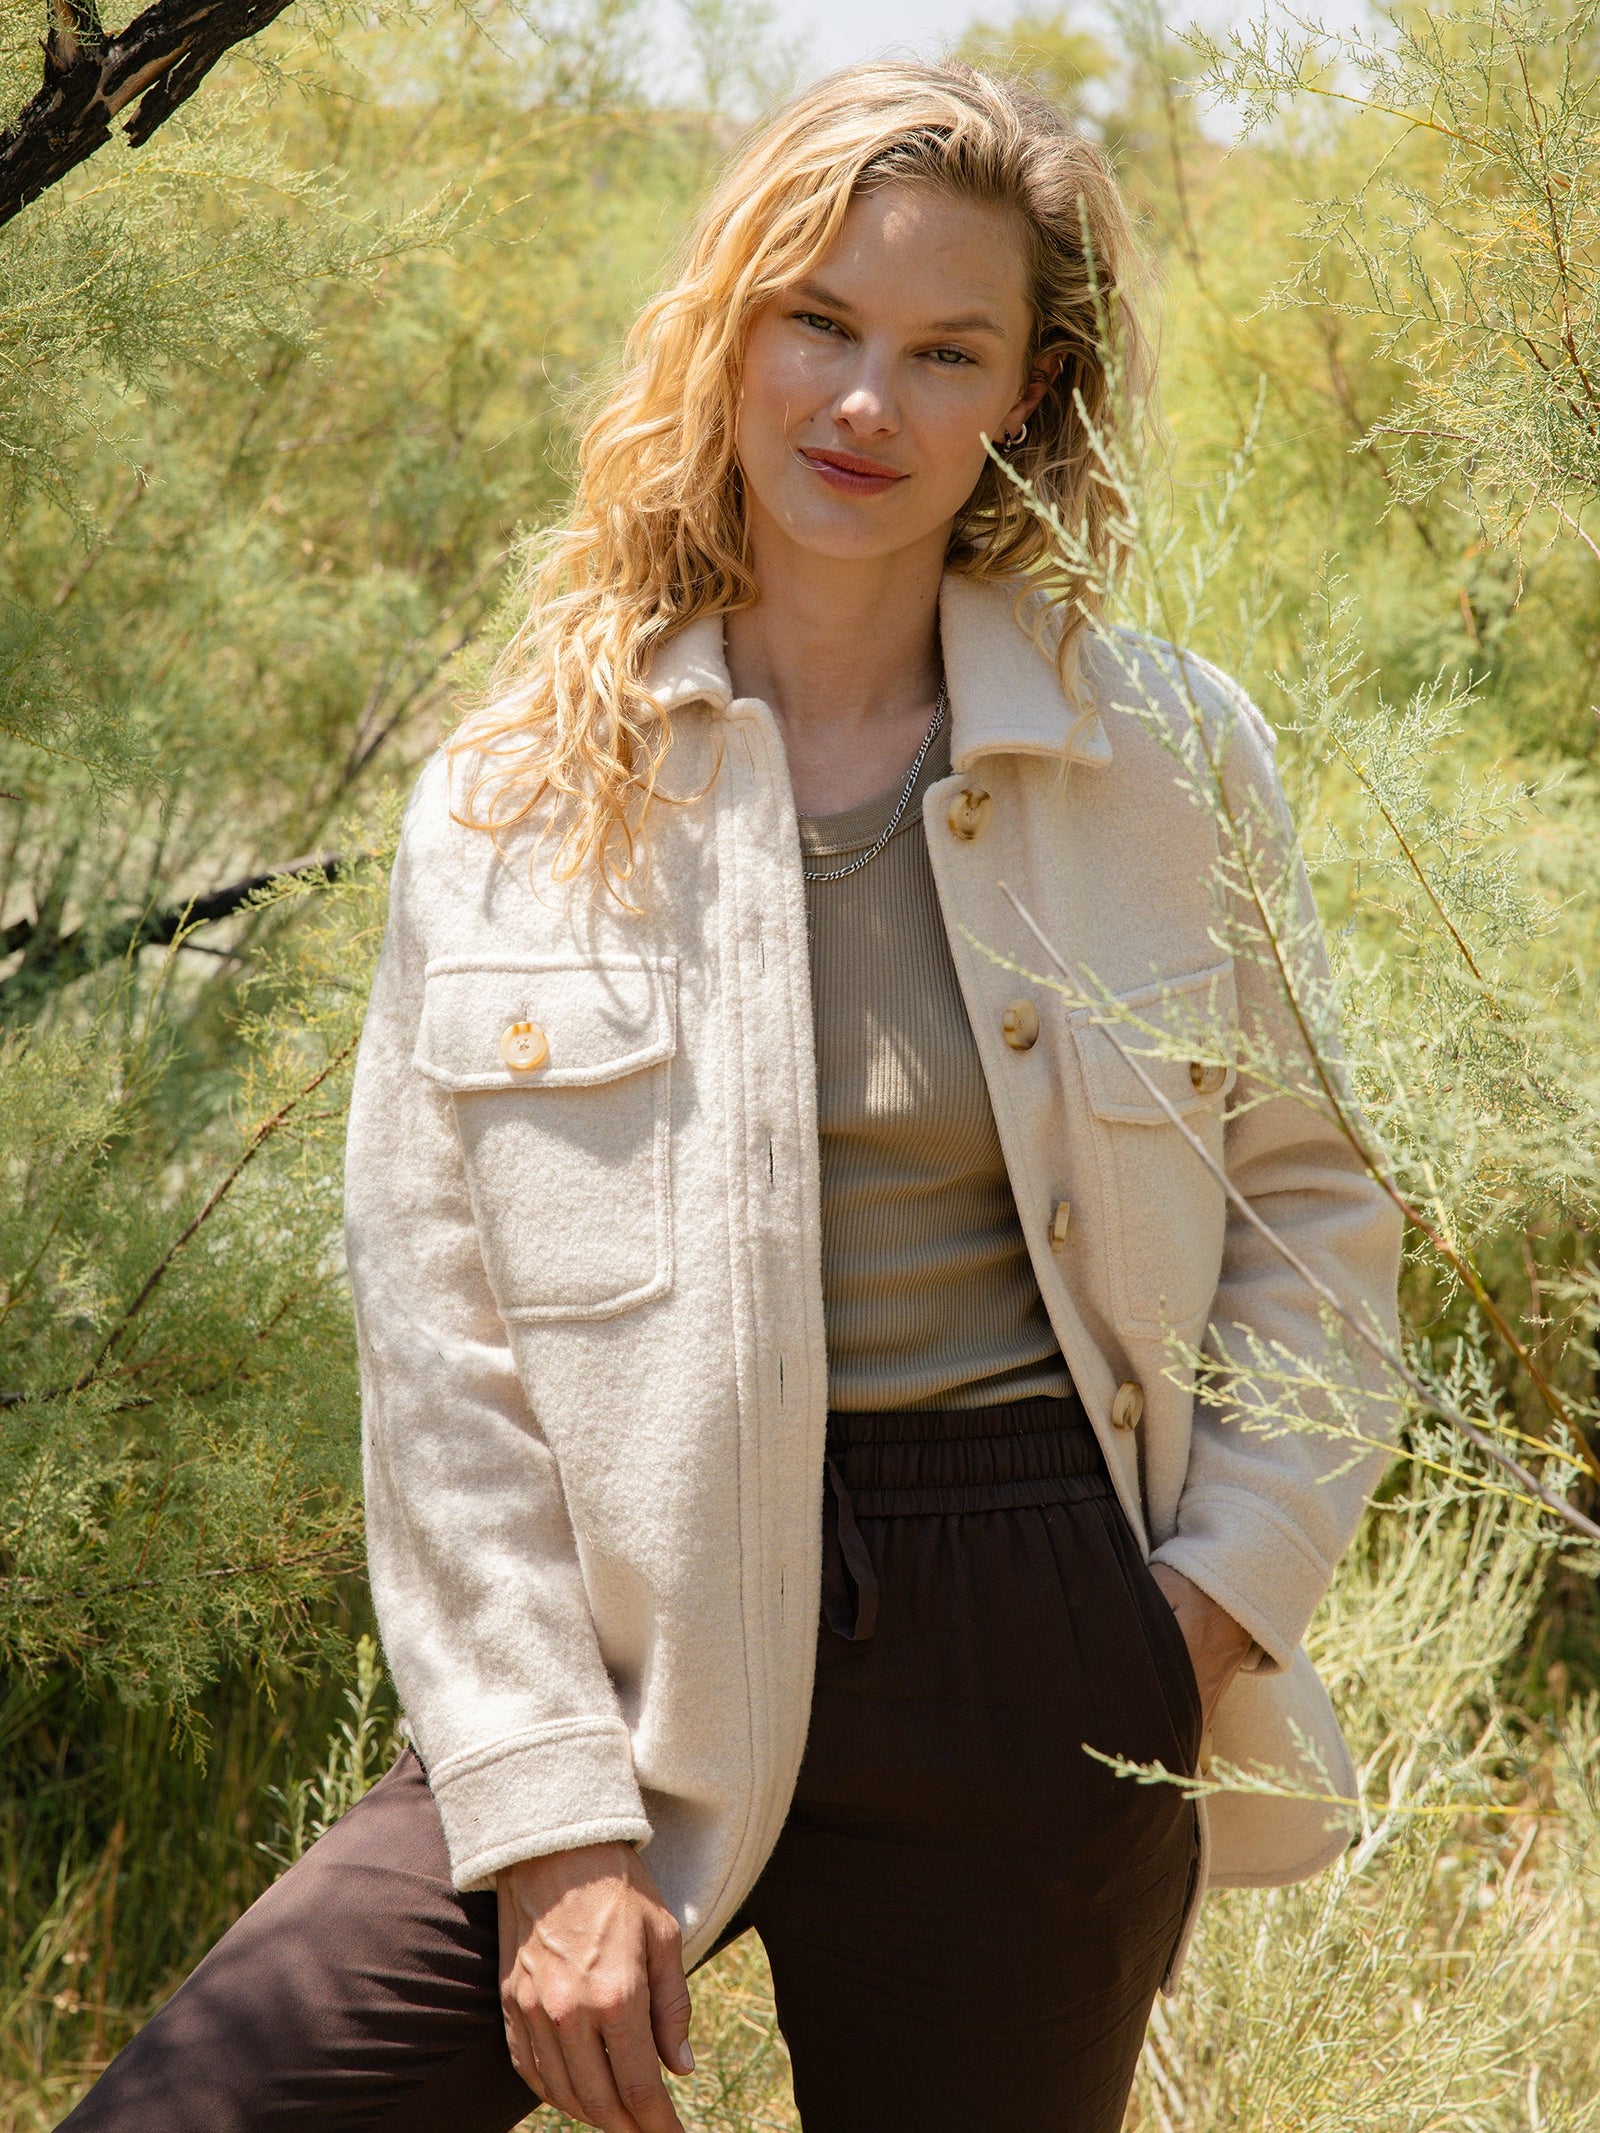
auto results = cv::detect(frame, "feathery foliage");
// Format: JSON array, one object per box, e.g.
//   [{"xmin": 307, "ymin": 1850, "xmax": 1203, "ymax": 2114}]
[
  {"xmin": 1195, "ymin": 0, "xmax": 1600, "ymax": 549},
  {"xmin": 2, "ymin": 0, "xmax": 1598, "ymax": 2126}
]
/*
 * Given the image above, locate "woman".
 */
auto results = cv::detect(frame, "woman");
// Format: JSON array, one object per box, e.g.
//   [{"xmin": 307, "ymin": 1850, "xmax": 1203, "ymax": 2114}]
[{"xmin": 62, "ymin": 60, "xmax": 1401, "ymax": 2133}]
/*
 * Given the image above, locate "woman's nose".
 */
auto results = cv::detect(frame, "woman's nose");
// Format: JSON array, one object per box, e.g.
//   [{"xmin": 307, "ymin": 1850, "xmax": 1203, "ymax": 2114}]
[{"xmin": 834, "ymin": 360, "xmax": 899, "ymax": 437}]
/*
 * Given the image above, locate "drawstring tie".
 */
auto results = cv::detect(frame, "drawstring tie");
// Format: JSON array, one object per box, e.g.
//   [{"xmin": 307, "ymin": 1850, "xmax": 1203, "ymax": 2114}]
[
  {"xmin": 822, "ymin": 1456, "xmax": 880, "ymax": 1642},
  {"xmin": 818, "ymin": 1396, "xmax": 1104, "ymax": 1646}
]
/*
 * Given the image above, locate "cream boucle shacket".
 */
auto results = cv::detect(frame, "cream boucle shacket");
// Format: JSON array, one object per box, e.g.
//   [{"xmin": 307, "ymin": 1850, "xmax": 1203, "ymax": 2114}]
[{"xmin": 345, "ymin": 574, "xmax": 1403, "ymax": 1968}]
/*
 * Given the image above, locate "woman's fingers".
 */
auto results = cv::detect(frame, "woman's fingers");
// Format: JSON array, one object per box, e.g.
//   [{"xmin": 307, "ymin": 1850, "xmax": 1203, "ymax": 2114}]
[
  {"xmin": 522, "ymin": 1990, "xmax": 684, "ymax": 2133},
  {"xmin": 509, "ymin": 1999, "xmax": 568, "ymax": 2111},
  {"xmin": 500, "ymin": 1957, "xmax": 571, "ymax": 2108},
  {"xmin": 646, "ymin": 1909, "xmax": 695, "ymax": 2078},
  {"xmin": 601, "ymin": 1981, "xmax": 688, "ymax": 2133},
  {"xmin": 516, "ymin": 1992, "xmax": 654, "ymax": 2133},
  {"xmin": 494, "ymin": 1842, "xmax": 691, "ymax": 2132},
  {"xmin": 548, "ymin": 2002, "xmax": 651, "ymax": 2133}
]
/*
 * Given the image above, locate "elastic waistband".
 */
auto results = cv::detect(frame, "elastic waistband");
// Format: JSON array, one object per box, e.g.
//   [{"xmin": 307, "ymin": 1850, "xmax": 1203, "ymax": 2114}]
[{"xmin": 825, "ymin": 1393, "xmax": 1109, "ymax": 1518}]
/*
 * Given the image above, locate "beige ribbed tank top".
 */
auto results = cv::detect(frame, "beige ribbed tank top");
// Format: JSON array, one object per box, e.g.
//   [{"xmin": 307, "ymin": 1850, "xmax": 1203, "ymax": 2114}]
[{"xmin": 798, "ymin": 722, "xmax": 1073, "ymax": 1413}]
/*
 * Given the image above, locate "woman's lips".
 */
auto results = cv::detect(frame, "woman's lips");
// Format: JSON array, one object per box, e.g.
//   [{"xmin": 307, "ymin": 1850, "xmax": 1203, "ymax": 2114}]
[{"xmin": 798, "ymin": 447, "xmax": 908, "ymax": 496}]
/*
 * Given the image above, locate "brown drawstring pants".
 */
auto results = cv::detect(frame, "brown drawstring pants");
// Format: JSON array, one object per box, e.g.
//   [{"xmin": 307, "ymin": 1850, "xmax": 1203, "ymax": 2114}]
[{"xmin": 59, "ymin": 1396, "xmax": 1200, "ymax": 2132}]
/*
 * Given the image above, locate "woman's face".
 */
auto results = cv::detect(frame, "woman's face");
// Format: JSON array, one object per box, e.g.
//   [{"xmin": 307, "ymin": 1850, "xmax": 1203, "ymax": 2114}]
[{"xmin": 735, "ymin": 182, "xmax": 1052, "ymax": 568}]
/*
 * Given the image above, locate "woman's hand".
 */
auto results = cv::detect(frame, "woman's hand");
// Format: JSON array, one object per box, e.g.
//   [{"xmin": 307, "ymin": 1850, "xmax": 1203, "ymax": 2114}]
[
  {"xmin": 497, "ymin": 1841, "xmax": 693, "ymax": 2133},
  {"xmin": 1147, "ymin": 1563, "xmax": 1255, "ymax": 1738}
]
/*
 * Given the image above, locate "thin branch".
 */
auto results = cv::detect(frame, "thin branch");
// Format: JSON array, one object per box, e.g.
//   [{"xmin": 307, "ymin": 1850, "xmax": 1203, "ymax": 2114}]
[
  {"xmin": 1513, "ymin": 329, "xmax": 1600, "ymax": 448},
  {"xmin": 337, "ymin": 571, "xmax": 500, "ymax": 793},
  {"xmin": 1290, "ymin": 76, "xmax": 1488, "ymax": 153},
  {"xmin": 1096, "ymin": 621, "xmax": 1593, "ymax": 1461},
  {"xmin": 1549, "ymin": 499, "xmax": 1600, "ymax": 567},
  {"xmin": 49, "ymin": 466, "xmax": 151, "ymax": 611},
  {"xmin": 0, "ymin": 1036, "xmax": 357, "ymax": 1407},
  {"xmin": 1315, "ymin": 314, "xmax": 1439, "ymax": 554},
  {"xmin": 1085, "ymin": 1742, "xmax": 1563, "ymax": 1820},
  {"xmin": 997, "ymin": 882, "xmax": 1600, "ymax": 1547},
  {"xmin": 1327, "ymin": 735, "xmax": 1489, "ymax": 988},
  {"xmin": 1506, "ymin": 7, "xmax": 1600, "ymax": 415},
  {"xmin": 86, "ymin": 1036, "xmax": 358, "ymax": 1382}
]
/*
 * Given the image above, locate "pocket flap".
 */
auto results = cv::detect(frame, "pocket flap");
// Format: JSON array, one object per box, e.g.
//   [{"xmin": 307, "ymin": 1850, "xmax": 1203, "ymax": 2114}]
[
  {"xmin": 1070, "ymin": 961, "xmax": 1237, "ymax": 1124},
  {"xmin": 415, "ymin": 958, "xmax": 677, "ymax": 1092}
]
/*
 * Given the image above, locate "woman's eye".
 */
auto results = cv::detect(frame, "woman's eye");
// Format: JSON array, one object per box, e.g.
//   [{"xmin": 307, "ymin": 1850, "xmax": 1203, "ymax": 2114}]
[
  {"xmin": 795, "ymin": 312, "xmax": 841, "ymax": 336},
  {"xmin": 929, "ymin": 347, "xmax": 975, "ymax": 367}
]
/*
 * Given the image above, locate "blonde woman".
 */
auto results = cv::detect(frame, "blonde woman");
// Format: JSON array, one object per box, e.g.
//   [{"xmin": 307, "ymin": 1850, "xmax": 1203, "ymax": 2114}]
[{"xmin": 63, "ymin": 60, "xmax": 1401, "ymax": 2133}]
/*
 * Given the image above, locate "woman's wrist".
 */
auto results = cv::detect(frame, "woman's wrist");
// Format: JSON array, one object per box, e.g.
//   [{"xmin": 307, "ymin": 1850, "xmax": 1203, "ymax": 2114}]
[
  {"xmin": 1148, "ymin": 1563, "xmax": 1253, "ymax": 1656},
  {"xmin": 1147, "ymin": 1562, "xmax": 1255, "ymax": 1728}
]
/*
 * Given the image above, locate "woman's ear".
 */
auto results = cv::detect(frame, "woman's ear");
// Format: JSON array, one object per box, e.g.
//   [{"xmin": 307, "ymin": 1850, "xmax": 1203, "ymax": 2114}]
[{"xmin": 1004, "ymin": 351, "xmax": 1065, "ymax": 437}]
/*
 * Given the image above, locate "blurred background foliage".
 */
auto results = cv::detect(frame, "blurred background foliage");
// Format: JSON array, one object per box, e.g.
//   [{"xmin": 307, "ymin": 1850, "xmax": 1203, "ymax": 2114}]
[{"xmin": 1, "ymin": 0, "xmax": 1598, "ymax": 2122}]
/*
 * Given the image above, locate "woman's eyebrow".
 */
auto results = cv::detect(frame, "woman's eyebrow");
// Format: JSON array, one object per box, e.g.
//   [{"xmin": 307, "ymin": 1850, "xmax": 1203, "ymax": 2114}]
[
  {"xmin": 790, "ymin": 282, "xmax": 1006, "ymax": 339},
  {"xmin": 926, "ymin": 310, "xmax": 1006, "ymax": 337},
  {"xmin": 791, "ymin": 279, "xmax": 857, "ymax": 316}
]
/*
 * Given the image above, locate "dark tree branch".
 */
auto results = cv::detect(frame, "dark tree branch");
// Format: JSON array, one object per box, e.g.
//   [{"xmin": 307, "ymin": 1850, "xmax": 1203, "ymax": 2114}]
[
  {"xmin": 0, "ymin": 851, "xmax": 339, "ymax": 1011},
  {"xmin": 0, "ymin": 0, "xmax": 297, "ymax": 227}
]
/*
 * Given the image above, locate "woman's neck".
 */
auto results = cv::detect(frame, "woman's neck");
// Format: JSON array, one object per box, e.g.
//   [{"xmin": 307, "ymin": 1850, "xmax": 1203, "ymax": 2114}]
[{"xmin": 724, "ymin": 517, "xmax": 947, "ymax": 815}]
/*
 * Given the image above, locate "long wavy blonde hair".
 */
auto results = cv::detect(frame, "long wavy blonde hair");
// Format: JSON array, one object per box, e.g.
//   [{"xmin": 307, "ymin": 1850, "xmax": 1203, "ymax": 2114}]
[{"xmin": 453, "ymin": 60, "xmax": 1147, "ymax": 893}]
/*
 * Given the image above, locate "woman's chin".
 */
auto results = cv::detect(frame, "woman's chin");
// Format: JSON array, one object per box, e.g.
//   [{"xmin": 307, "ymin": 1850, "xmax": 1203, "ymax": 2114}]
[{"xmin": 761, "ymin": 500, "xmax": 953, "ymax": 571}]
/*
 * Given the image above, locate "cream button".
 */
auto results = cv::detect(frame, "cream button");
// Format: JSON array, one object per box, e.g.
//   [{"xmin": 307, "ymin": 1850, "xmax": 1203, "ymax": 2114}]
[
  {"xmin": 1048, "ymin": 1199, "xmax": 1071, "ymax": 1248},
  {"xmin": 1111, "ymin": 1380, "xmax": 1144, "ymax": 1431},
  {"xmin": 500, "ymin": 1020, "xmax": 549, "ymax": 1073},
  {"xmin": 1002, "ymin": 999, "xmax": 1040, "ymax": 1050},
  {"xmin": 947, "ymin": 786, "xmax": 993, "ymax": 841},
  {"xmin": 1189, "ymin": 1060, "xmax": 1228, "ymax": 1096}
]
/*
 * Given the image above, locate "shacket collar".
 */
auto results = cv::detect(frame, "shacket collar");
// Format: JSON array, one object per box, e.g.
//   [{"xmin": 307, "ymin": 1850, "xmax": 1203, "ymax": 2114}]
[{"xmin": 644, "ymin": 574, "xmax": 1115, "ymax": 772}]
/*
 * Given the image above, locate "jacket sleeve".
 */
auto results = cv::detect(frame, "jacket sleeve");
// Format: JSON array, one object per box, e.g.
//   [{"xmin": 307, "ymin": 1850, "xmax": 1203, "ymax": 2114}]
[
  {"xmin": 1148, "ymin": 661, "xmax": 1405, "ymax": 1670},
  {"xmin": 346, "ymin": 771, "xmax": 652, "ymax": 1888}
]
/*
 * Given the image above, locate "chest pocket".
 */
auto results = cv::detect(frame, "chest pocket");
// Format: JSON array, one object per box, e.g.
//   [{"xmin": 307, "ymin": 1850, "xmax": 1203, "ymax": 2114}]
[
  {"xmin": 414, "ymin": 956, "xmax": 676, "ymax": 1322},
  {"xmin": 1069, "ymin": 960, "xmax": 1237, "ymax": 1338}
]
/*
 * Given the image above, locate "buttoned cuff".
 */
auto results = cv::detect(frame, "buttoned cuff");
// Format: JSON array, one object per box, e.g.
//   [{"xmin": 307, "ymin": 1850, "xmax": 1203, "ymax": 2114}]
[{"xmin": 422, "ymin": 1716, "xmax": 653, "ymax": 1890}]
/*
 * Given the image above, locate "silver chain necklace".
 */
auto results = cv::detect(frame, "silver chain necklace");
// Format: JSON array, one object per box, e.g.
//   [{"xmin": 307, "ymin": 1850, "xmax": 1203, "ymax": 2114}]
[{"xmin": 801, "ymin": 687, "xmax": 947, "ymax": 884}]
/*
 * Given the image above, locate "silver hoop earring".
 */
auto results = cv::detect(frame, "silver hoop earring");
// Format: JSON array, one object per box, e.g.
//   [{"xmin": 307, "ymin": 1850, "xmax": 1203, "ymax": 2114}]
[{"xmin": 1004, "ymin": 421, "xmax": 1029, "ymax": 450}]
